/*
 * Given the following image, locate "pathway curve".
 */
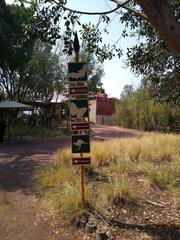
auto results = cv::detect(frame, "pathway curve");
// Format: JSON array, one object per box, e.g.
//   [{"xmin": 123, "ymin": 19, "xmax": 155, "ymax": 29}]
[{"xmin": 91, "ymin": 124, "xmax": 143, "ymax": 140}]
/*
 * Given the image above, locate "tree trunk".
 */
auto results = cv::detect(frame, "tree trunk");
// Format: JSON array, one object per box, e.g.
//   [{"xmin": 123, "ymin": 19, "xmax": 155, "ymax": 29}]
[{"xmin": 137, "ymin": 0, "xmax": 180, "ymax": 55}]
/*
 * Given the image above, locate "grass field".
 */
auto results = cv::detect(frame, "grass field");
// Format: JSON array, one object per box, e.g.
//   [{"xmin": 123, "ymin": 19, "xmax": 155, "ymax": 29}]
[{"xmin": 37, "ymin": 134, "xmax": 180, "ymax": 239}]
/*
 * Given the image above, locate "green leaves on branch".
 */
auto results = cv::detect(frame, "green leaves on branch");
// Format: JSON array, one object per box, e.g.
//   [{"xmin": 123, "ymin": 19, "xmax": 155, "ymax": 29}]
[
  {"xmin": 20, "ymin": 0, "xmax": 123, "ymax": 61},
  {"xmin": 80, "ymin": 22, "xmax": 122, "ymax": 62},
  {"xmin": 80, "ymin": 50, "xmax": 104, "ymax": 93}
]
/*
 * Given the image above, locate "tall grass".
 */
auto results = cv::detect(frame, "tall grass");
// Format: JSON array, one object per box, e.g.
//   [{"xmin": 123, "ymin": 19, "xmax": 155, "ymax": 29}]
[
  {"xmin": 95, "ymin": 176, "xmax": 137, "ymax": 213},
  {"xmin": 37, "ymin": 134, "xmax": 180, "ymax": 221},
  {"xmin": 37, "ymin": 165, "xmax": 77, "ymax": 191},
  {"xmin": 42, "ymin": 183, "xmax": 95, "ymax": 220}
]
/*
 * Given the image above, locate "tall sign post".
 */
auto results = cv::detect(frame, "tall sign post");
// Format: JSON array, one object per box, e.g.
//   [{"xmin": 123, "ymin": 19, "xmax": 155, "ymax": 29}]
[{"xmin": 68, "ymin": 32, "xmax": 91, "ymax": 206}]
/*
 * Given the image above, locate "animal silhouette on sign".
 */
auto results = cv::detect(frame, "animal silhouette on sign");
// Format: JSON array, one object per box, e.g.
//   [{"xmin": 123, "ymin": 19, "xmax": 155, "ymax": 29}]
[
  {"xmin": 73, "ymin": 139, "xmax": 88, "ymax": 150},
  {"xmin": 69, "ymin": 64, "xmax": 87, "ymax": 79},
  {"xmin": 70, "ymin": 102, "xmax": 87, "ymax": 120}
]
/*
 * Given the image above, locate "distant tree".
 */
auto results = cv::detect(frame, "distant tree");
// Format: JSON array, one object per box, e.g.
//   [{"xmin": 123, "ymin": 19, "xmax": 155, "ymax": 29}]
[
  {"xmin": 0, "ymin": 2, "xmax": 65, "ymax": 102},
  {"xmin": 120, "ymin": 84, "xmax": 134, "ymax": 99},
  {"xmin": 80, "ymin": 51, "xmax": 104, "ymax": 94},
  {"xmin": 0, "ymin": 1, "xmax": 35, "ymax": 101},
  {"xmin": 140, "ymin": 73, "xmax": 180, "ymax": 106},
  {"xmin": 0, "ymin": 0, "xmax": 34, "ymax": 70},
  {"xmin": 27, "ymin": 42, "xmax": 66, "ymax": 102},
  {"xmin": 115, "ymin": 85, "xmax": 180, "ymax": 132},
  {"xmin": 126, "ymin": 27, "xmax": 180, "ymax": 106}
]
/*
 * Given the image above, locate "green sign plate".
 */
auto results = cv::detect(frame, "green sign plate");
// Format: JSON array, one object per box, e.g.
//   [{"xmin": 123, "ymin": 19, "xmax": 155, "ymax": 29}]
[
  {"xmin": 70, "ymin": 99, "xmax": 89, "ymax": 121},
  {"xmin": 72, "ymin": 135, "xmax": 90, "ymax": 153},
  {"xmin": 68, "ymin": 63, "xmax": 87, "ymax": 82}
]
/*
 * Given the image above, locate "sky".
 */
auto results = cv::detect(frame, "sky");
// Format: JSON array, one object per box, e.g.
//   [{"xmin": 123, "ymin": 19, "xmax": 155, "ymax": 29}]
[{"xmin": 5, "ymin": 0, "xmax": 141, "ymax": 99}]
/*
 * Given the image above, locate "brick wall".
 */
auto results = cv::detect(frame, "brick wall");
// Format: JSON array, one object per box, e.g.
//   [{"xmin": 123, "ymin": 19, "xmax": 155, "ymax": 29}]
[
  {"xmin": 96, "ymin": 96, "xmax": 118, "ymax": 115},
  {"xmin": 96, "ymin": 115, "xmax": 116, "ymax": 125},
  {"xmin": 89, "ymin": 95, "xmax": 119, "ymax": 125}
]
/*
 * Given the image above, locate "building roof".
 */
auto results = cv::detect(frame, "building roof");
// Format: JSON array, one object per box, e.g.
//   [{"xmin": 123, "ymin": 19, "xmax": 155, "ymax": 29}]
[{"xmin": 0, "ymin": 100, "xmax": 30, "ymax": 109}]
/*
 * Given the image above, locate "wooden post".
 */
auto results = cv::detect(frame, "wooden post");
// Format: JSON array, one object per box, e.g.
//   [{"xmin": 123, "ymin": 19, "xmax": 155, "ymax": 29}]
[
  {"xmin": 80, "ymin": 155, "xmax": 85, "ymax": 206},
  {"xmin": 74, "ymin": 32, "xmax": 85, "ymax": 207}
]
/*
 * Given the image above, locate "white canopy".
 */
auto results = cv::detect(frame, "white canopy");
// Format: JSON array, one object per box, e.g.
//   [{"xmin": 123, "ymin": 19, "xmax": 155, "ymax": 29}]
[{"xmin": 0, "ymin": 100, "xmax": 30, "ymax": 109}]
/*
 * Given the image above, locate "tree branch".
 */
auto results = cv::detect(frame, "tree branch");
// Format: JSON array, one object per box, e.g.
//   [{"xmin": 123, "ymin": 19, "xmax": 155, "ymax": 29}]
[
  {"xmin": 145, "ymin": 199, "xmax": 166, "ymax": 208},
  {"xmin": 110, "ymin": 0, "xmax": 148, "ymax": 20},
  {"xmin": 137, "ymin": 0, "xmax": 180, "ymax": 55},
  {"xmin": 53, "ymin": 0, "xmax": 131, "ymax": 15}
]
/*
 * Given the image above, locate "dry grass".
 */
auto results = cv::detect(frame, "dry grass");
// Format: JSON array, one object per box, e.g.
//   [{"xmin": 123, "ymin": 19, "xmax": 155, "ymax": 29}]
[
  {"xmin": 95, "ymin": 175, "xmax": 137, "ymax": 213},
  {"xmin": 37, "ymin": 165, "xmax": 77, "ymax": 191},
  {"xmin": 42, "ymin": 182, "xmax": 95, "ymax": 220},
  {"xmin": 37, "ymin": 133, "xmax": 180, "ymax": 221}
]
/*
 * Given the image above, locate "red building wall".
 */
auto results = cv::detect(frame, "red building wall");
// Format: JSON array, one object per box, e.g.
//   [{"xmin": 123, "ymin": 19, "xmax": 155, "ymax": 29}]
[{"xmin": 96, "ymin": 94, "xmax": 118, "ymax": 115}]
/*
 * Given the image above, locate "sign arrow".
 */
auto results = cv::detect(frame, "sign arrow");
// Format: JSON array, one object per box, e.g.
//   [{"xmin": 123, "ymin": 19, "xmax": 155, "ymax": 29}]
[
  {"xmin": 71, "ymin": 122, "xmax": 90, "ymax": 131},
  {"xmin": 69, "ymin": 86, "xmax": 88, "ymax": 95},
  {"xmin": 72, "ymin": 157, "xmax": 91, "ymax": 165}
]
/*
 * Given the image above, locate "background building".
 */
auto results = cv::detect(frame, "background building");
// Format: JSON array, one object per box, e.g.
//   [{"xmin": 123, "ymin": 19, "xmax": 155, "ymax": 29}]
[{"xmin": 89, "ymin": 93, "xmax": 119, "ymax": 125}]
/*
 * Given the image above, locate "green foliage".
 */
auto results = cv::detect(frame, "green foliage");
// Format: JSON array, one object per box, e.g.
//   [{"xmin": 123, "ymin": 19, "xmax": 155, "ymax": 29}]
[
  {"xmin": 121, "ymin": 2, "xmax": 180, "ymax": 105},
  {"xmin": 27, "ymin": 42, "xmax": 66, "ymax": 101},
  {"xmin": 115, "ymin": 85, "xmax": 180, "ymax": 132},
  {"xmin": 0, "ymin": 38, "xmax": 65, "ymax": 101},
  {"xmin": 4, "ymin": 1, "xmax": 178, "ymax": 105},
  {"xmin": 0, "ymin": 2, "xmax": 66, "ymax": 102},
  {"xmin": 0, "ymin": 1, "xmax": 34, "ymax": 71},
  {"xmin": 0, "ymin": 2, "xmax": 35, "ymax": 101},
  {"xmin": 20, "ymin": 0, "xmax": 179, "ymax": 105},
  {"xmin": 80, "ymin": 50, "xmax": 104, "ymax": 94}
]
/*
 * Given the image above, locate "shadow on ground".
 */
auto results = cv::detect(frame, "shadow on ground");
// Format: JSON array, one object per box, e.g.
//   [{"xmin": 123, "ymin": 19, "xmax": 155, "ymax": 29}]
[
  {"xmin": 0, "ymin": 158, "xmax": 44, "ymax": 194},
  {"xmin": 0, "ymin": 138, "xmax": 70, "ymax": 194},
  {"xmin": 112, "ymin": 220, "xmax": 180, "ymax": 240}
]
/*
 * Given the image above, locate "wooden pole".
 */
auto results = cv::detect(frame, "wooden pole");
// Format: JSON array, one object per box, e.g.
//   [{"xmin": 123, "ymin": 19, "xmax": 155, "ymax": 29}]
[
  {"xmin": 75, "ymin": 52, "xmax": 80, "ymax": 63},
  {"xmin": 74, "ymin": 32, "xmax": 85, "ymax": 207},
  {"xmin": 80, "ymin": 154, "xmax": 85, "ymax": 206}
]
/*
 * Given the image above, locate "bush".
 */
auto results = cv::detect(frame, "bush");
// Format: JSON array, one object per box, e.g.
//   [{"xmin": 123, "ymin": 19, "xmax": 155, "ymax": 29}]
[{"xmin": 115, "ymin": 88, "xmax": 180, "ymax": 132}]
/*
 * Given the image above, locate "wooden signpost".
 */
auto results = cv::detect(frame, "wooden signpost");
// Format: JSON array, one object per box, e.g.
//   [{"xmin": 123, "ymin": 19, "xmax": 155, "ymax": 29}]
[{"xmin": 68, "ymin": 32, "xmax": 91, "ymax": 206}]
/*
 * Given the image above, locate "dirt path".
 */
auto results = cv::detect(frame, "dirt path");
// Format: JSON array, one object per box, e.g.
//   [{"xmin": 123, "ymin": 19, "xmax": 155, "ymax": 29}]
[
  {"xmin": 0, "ymin": 125, "xmax": 143, "ymax": 240},
  {"xmin": 91, "ymin": 124, "xmax": 143, "ymax": 140},
  {"xmin": 0, "ymin": 137, "xmax": 70, "ymax": 240}
]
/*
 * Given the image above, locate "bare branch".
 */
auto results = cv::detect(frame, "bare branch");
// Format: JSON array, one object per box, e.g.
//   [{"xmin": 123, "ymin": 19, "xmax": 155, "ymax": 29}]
[
  {"xmin": 145, "ymin": 199, "xmax": 166, "ymax": 208},
  {"xmin": 52, "ymin": 0, "xmax": 131, "ymax": 15},
  {"xmin": 110, "ymin": 0, "xmax": 148, "ymax": 20}
]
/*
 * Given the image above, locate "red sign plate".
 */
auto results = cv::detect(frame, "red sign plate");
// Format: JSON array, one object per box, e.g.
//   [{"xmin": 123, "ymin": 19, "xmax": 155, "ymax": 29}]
[
  {"xmin": 72, "ymin": 157, "xmax": 91, "ymax": 165},
  {"xmin": 69, "ymin": 86, "xmax": 88, "ymax": 95},
  {"xmin": 71, "ymin": 122, "xmax": 90, "ymax": 131}
]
